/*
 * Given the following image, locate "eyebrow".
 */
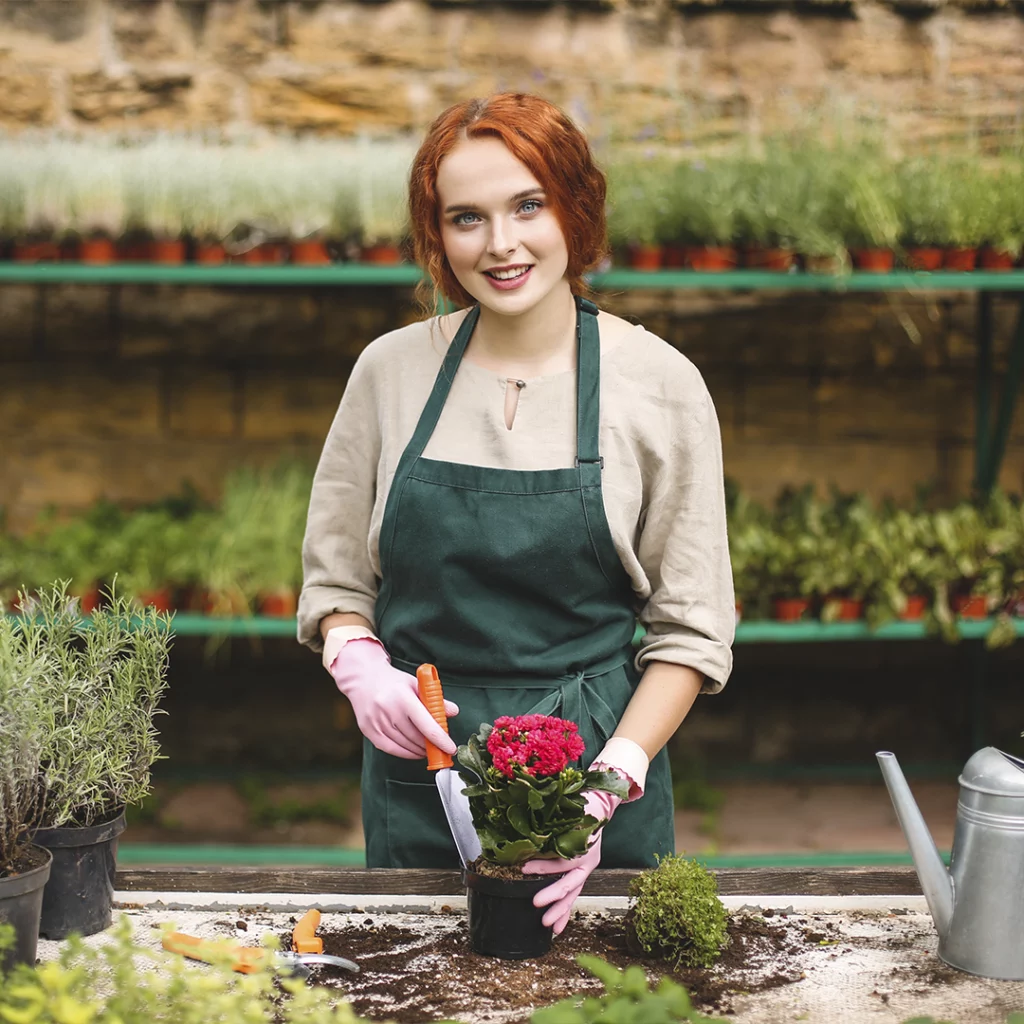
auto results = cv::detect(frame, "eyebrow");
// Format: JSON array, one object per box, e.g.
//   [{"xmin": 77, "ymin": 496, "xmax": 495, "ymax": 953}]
[{"xmin": 444, "ymin": 188, "xmax": 545, "ymax": 215}]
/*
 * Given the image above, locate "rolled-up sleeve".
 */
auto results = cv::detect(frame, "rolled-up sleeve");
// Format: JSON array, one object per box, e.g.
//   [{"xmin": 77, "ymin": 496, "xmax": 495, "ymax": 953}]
[
  {"xmin": 635, "ymin": 373, "xmax": 735, "ymax": 693},
  {"xmin": 297, "ymin": 355, "xmax": 381, "ymax": 652}
]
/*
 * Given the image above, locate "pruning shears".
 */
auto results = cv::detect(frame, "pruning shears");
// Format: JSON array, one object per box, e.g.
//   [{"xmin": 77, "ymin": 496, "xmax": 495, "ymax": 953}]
[{"xmin": 162, "ymin": 909, "xmax": 358, "ymax": 980}]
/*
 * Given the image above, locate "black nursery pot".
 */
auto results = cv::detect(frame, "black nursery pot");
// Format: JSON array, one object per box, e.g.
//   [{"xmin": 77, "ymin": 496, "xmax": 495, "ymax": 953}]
[
  {"xmin": 0, "ymin": 845, "xmax": 52, "ymax": 972},
  {"xmin": 34, "ymin": 808, "xmax": 126, "ymax": 939},
  {"xmin": 465, "ymin": 869, "xmax": 562, "ymax": 960}
]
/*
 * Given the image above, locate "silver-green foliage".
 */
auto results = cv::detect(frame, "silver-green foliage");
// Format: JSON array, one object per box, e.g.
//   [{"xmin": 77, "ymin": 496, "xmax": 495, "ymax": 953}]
[
  {"xmin": 628, "ymin": 855, "xmax": 729, "ymax": 969},
  {"xmin": 15, "ymin": 581, "xmax": 172, "ymax": 829},
  {"xmin": 531, "ymin": 954, "xmax": 721, "ymax": 1024},
  {"xmin": 0, "ymin": 619, "xmax": 46, "ymax": 874}
]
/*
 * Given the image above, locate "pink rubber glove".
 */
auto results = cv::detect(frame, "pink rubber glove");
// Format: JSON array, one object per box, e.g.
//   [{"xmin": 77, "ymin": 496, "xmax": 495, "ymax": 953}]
[
  {"xmin": 329, "ymin": 638, "xmax": 459, "ymax": 760},
  {"xmin": 521, "ymin": 787, "xmax": 623, "ymax": 935}
]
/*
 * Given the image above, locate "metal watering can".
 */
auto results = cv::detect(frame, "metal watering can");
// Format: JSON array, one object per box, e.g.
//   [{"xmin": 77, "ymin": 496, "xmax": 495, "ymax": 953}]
[{"xmin": 877, "ymin": 747, "xmax": 1024, "ymax": 980}]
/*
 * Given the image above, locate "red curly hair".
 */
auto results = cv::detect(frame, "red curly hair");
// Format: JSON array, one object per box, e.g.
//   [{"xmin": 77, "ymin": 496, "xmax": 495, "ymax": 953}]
[{"xmin": 408, "ymin": 93, "xmax": 608, "ymax": 313}]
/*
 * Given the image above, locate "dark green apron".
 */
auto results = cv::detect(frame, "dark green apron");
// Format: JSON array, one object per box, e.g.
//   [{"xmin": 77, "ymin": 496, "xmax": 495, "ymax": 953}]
[{"xmin": 366, "ymin": 295, "xmax": 674, "ymax": 868}]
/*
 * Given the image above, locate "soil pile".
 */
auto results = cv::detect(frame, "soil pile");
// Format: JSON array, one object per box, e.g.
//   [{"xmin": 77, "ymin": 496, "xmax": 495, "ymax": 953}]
[{"xmin": 302, "ymin": 912, "xmax": 805, "ymax": 1022}]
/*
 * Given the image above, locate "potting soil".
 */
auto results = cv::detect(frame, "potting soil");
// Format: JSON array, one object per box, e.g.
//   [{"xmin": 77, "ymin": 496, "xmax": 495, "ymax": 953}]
[{"xmin": 34, "ymin": 904, "xmax": 1024, "ymax": 1023}]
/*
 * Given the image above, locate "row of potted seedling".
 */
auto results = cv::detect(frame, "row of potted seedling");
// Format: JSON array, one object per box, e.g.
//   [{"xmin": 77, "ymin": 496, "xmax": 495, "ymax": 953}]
[
  {"xmin": 3, "ymin": 130, "xmax": 1023, "ymax": 274},
  {"xmin": 730, "ymin": 485, "xmax": 1024, "ymax": 645},
  {"xmin": 606, "ymin": 135, "xmax": 1024, "ymax": 274},
  {"xmin": 4, "ymin": 466, "xmax": 1024, "ymax": 645}
]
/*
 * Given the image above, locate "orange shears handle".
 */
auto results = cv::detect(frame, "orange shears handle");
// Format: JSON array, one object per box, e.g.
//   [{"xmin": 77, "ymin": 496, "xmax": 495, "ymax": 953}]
[
  {"xmin": 161, "ymin": 931, "xmax": 271, "ymax": 974},
  {"xmin": 291, "ymin": 908, "xmax": 323, "ymax": 954},
  {"xmin": 416, "ymin": 663, "xmax": 453, "ymax": 771}
]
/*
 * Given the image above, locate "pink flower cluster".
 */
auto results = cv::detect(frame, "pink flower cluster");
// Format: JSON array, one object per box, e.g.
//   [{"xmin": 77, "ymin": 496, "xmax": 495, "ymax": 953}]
[{"xmin": 486, "ymin": 714, "xmax": 586, "ymax": 779}]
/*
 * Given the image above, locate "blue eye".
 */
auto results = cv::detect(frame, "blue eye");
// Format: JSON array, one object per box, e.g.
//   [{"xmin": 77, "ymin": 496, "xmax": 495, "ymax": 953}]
[
  {"xmin": 453, "ymin": 212, "xmax": 480, "ymax": 226},
  {"xmin": 520, "ymin": 199, "xmax": 542, "ymax": 214}
]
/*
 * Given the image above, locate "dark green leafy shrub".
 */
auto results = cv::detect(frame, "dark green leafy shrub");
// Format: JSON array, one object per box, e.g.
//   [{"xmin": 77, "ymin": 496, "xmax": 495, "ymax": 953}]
[
  {"xmin": 628, "ymin": 855, "xmax": 729, "ymax": 969},
  {"xmin": 531, "ymin": 954, "xmax": 723, "ymax": 1024}
]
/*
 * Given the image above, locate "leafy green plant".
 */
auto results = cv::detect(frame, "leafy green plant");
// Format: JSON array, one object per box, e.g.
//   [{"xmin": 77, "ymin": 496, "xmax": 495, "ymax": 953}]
[
  {"xmin": 457, "ymin": 716, "xmax": 628, "ymax": 866},
  {"xmin": 606, "ymin": 155, "xmax": 674, "ymax": 248},
  {"xmin": 628, "ymin": 854, "xmax": 729, "ymax": 969},
  {"xmin": 531, "ymin": 954, "xmax": 722, "ymax": 1024},
  {"xmin": 0, "ymin": 918, "xmax": 389, "ymax": 1024},
  {"xmin": 14, "ymin": 580, "xmax": 172, "ymax": 828}
]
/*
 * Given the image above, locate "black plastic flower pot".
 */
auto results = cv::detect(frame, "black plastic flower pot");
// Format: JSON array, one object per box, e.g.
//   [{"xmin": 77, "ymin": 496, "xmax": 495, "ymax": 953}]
[
  {"xmin": 0, "ymin": 845, "xmax": 52, "ymax": 972},
  {"xmin": 465, "ymin": 868, "xmax": 563, "ymax": 960},
  {"xmin": 34, "ymin": 808, "xmax": 126, "ymax": 939}
]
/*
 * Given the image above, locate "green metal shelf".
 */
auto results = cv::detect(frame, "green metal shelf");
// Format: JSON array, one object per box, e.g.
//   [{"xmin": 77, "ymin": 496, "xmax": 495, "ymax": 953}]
[
  {"xmin": 3, "ymin": 262, "xmax": 1024, "ymax": 290},
  {"xmin": 163, "ymin": 613, "xmax": 1024, "ymax": 642}
]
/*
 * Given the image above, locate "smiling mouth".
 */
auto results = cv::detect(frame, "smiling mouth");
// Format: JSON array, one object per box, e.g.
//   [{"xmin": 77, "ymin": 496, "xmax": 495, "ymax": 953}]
[{"xmin": 484, "ymin": 266, "xmax": 532, "ymax": 281}]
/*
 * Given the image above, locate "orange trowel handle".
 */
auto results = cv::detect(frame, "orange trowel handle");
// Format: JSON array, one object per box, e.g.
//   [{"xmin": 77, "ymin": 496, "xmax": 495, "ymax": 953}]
[{"xmin": 416, "ymin": 663, "xmax": 453, "ymax": 771}]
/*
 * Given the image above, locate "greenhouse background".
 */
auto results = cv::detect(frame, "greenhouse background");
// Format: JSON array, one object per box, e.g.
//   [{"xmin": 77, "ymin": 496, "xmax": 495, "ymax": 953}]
[{"xmin": 3, "ymin": 0, "xmax": 1024, "ymax": 869}]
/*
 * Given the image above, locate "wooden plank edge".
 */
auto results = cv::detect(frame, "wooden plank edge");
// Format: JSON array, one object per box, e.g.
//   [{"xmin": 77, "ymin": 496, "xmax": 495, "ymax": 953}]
[{"xmin": 115, "ymin": 866, "xmax": 923, "ymax": 897}]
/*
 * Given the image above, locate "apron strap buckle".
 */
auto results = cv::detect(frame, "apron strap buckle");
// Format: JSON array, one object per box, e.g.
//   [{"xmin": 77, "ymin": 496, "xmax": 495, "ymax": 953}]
[{"xmin": 575, "ymin": 456, "xmax": 604, "ymax": 468}]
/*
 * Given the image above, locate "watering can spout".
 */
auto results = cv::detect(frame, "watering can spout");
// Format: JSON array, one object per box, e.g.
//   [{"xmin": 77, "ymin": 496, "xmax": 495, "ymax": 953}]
[{"xmin": 876, "ymin": 751, "xmax": 954, "ymax": 938}]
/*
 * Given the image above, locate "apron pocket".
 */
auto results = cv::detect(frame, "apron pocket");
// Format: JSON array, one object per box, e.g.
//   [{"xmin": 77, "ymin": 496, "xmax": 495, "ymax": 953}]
[{"xmin": 385, "ymin": 779, "xmax": 461, "ymax": 870}]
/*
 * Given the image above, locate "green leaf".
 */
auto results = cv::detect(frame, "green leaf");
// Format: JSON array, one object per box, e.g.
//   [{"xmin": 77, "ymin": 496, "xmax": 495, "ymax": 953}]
[
  {"xmin": 553, "ymin": 828, "xmax": 592, "ymax": 858},
  {"xmin": 507, "ymin": 804, "xmax": 532, "ymax": 837}
]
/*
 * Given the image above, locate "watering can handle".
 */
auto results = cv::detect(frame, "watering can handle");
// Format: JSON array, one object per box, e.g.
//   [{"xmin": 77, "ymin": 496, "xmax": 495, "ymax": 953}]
[{"xmin": 417, "ymin": 663, "xmax": 453, "ymax": 771}]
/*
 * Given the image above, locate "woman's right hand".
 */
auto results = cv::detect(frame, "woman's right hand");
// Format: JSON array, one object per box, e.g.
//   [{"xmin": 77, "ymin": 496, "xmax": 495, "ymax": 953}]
[{"xmin": 328, "ymin": 638, "xmax": 459, "ymax": 759}]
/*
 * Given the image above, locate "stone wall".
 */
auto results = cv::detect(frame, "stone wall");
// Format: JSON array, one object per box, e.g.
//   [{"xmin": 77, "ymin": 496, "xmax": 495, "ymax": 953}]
[
  {"xmin": 1, "ymin": 0, "xmax": 1022, "ymax": 149},
  {"xmin": 3, "ymin": 282, "xmax": 1023, "ymax": 530}
]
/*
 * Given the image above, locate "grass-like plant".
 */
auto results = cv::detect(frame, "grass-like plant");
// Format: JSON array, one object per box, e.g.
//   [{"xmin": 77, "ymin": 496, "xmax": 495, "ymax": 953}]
[
  {"xmin": 628, "ymin": 854, "xmax": 729, "ymax": 969},
  {"xmin": 0, "ymin": 618, "xmax": 46, "ymax": 875},
  {"xmin": 15, "ymin": 581, "xmax": 172, "ymax": 829}
]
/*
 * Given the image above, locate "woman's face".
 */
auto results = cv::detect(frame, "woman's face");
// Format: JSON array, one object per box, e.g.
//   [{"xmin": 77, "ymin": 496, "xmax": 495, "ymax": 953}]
[{"xmin": 436, "ymin": 135, "xmax": 569, "ymax": 315}]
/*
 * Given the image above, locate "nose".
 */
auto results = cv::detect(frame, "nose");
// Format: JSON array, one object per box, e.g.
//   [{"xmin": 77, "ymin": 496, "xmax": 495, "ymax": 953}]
[{"xmin": 487, "ymin": 216, "xmax": 517, "ymax": 259}]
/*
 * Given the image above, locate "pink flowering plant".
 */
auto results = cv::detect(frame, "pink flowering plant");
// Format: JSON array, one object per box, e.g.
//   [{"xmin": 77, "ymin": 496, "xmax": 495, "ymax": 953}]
[{"xmin": 456, "ymin": 714, "xmax": 629, "ymax": 866}]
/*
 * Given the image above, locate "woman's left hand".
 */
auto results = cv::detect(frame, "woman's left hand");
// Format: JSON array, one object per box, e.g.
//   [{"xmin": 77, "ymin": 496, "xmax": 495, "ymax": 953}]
[{"xmin": 521, "ymin": 788, "xmax": 622, "ymax": 935}]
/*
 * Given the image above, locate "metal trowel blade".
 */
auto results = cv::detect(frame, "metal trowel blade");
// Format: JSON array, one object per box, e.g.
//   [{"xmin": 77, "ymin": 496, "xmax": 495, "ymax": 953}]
[{"xmin": 435, "ymin": 767, "xmax": 481, "ymax": 868}]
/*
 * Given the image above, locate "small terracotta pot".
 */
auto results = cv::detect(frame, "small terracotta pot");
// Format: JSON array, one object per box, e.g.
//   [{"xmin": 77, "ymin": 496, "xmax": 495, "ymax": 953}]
[
  {"xmin": 850, "ymin": 248, "xmax": 895, "ymax": 273},
  {"xmin": 258, "ymin": 590, "xmax": 298, "ymax": 618},
  {"xmin": 290, "ymin": 239, "xmax": 332, "ymax": 265},
  {"xmin": 900, "ymin": 594, "xmax": 928, "ymax": 621},
  {"xmin": 78, "ymin": 237, "xmax": 117, "ymax": 264},
  {"xmin": 734, "ymin": 600, "xmax": 743, "ymax": 624},
  {"xmin": 828, "ymin": 597, "xmax": 864, "ymax": 621},
  {"xmin": 773, "ymin": 597, "xmax": 810, "ymax": 622},
  {"xmin": 195, "ymin": 243, "xmax": 227, "ymax": 265},
  {"xmin": 952, "ymin": 593, "xmax": 987, "ymax": 619},
  {"xmin": 627, "ymin": 243, "xmax": 663, "ymax": 271},
  {"xmin": 77, "ymin": 586, "xmax": 102, "ymax": 614},
  {"xmin": 662, "ymin": 244, "xmax": 687, "ymax": 269},
  {"xmin": 743, "ymin": 246, "xmax": 796, "ymax": 271},
  {"xmin": 943, "ymin": 247, "xmax": 977, "ymax": 272},
  {"xmin": 151, "ymin": 239, "xmax": 186, "ymax": 264},
  {"xmin": 361, "ymin": 243, "xmax": 402, "ymax": 265},
  {"xmin": 904, "ymin": 247, "xmax": 943, "ymax": 272},
  {"xmin": 978, "ymin": 247, "xmax": 1016, "ymax": 271},
  {"xmin": 137, "ymin": 588, "xmax": 173, "ymax": 613},
  {"xmin": 12, "ymin": 240, "xmax": 62, "ymax": 262},
  {"xmin": 236, "ymin": 243, "xmax": 286, "ymax": 265},
  {"xmin": 687, "ymin": 245, "xmax": 738, "ymax": 272}
]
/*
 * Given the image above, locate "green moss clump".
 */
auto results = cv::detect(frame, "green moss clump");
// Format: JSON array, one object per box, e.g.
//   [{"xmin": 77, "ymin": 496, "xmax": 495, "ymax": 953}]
[{"xmin": 628, "ymin": 854, "xmax": 729, "ymax": 969}]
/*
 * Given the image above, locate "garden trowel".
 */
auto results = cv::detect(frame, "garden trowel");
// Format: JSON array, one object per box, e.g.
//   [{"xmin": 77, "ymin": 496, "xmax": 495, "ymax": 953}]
[{"xmin": 417, "ymin": 663, "xmax": 482, "ymax": 868}]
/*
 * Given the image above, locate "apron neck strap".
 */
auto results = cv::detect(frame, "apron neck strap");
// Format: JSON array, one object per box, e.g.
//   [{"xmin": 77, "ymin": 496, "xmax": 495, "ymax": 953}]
[{"xmin": 407, "ymin": 296, "xmax": 602, "ymax": 464}]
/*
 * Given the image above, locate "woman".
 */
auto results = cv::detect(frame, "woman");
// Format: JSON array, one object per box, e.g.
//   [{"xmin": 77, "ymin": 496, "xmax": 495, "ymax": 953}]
[{"xmin": 298, "ymin": 93, "xmax": 734, "ymax": 935}]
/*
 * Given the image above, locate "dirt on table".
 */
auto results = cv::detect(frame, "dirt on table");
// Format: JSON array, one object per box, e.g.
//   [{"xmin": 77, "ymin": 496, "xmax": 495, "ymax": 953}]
[{"xmin": 292, "ymin": 912, "xmax": 805, "ymax": 1023}]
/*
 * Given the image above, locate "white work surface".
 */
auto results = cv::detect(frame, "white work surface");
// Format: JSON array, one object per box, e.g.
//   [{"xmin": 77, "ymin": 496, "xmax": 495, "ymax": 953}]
[{"xmin": 31, "ymin": 893, "xmax": 1024, "ymax": 1024}]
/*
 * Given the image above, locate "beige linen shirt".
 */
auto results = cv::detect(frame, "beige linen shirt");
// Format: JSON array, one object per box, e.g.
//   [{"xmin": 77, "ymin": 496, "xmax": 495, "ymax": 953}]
[{"xmin": 298, "ymin": 315, "xmax": 735, "ymax": 693}]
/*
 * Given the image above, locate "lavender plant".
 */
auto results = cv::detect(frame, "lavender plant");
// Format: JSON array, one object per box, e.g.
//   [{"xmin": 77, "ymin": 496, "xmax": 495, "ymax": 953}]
[
  {"xmin": 16, "ymin": 581, "xmax": 173, "ymax": 829},
  {"xmin": 0, "ymin": 618, "xmax": 46, "ymax": 875}
]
